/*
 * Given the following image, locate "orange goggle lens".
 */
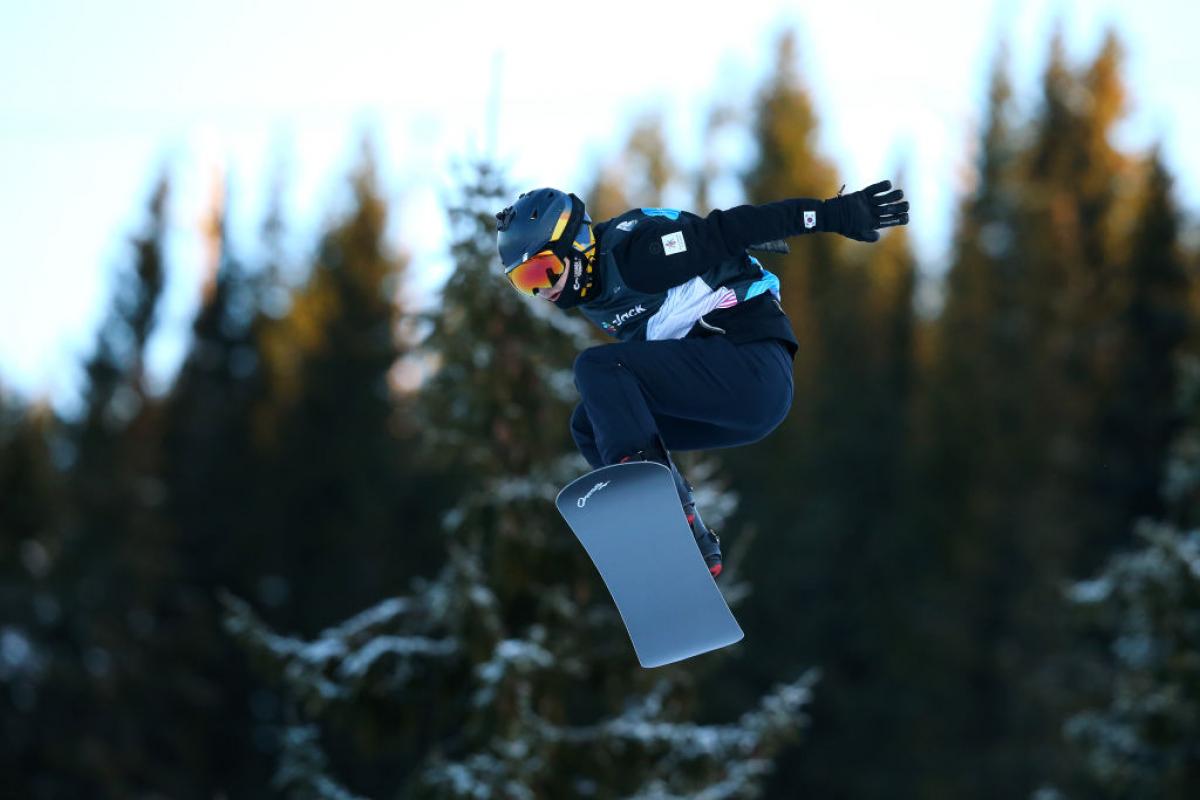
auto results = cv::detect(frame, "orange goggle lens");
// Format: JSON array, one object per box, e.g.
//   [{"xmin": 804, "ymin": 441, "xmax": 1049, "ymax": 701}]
[{"xmin": 505, "ymin": 251, "xmax": 564, "ymax": 297}]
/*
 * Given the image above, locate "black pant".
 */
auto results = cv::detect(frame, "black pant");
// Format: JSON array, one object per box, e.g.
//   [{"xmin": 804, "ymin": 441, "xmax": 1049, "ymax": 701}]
[{"xmin": 570, "ymin": 336, "xmax": 794, "ymax": 468}]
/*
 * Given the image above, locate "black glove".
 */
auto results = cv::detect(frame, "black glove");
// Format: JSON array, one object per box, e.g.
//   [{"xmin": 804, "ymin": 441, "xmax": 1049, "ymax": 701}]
[{"xmin": 822, "ymin": 180, "xmax": 909, "ymax": 242}]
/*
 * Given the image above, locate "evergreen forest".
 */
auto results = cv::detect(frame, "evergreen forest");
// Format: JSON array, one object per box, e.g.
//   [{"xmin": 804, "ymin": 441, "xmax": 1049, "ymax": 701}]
[{"xmin": 3, "ymin": 29, "xmax": 1199, "ymax": 800}]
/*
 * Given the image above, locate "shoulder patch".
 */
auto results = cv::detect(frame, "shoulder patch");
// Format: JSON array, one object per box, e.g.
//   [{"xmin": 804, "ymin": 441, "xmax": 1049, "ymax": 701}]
[{"xmin": 616, "ymin": 219, "xmax": 639, "ymax": 231}]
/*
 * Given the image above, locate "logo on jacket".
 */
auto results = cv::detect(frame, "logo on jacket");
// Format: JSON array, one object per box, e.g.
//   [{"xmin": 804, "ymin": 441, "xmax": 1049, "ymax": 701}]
[
  {"xmin": 619, "ymin": 307, "xmax": 648, "ymax": 328},
  {"xmin": 608, "ymin": 304, "xmax": 647, "ymax": 332},
  {"xmin": 803, "ymin": 210, "xmax": 817, "ymax": 229},
  {"xmin": 616, "ymin": 219, "xmax": 639, "ymax": 232}
]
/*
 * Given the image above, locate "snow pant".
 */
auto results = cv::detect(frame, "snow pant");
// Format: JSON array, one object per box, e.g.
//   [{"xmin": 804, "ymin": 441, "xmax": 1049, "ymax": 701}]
[{"xmin": 570, "ymin": 336, "xmax": 794, "ymax": 469}]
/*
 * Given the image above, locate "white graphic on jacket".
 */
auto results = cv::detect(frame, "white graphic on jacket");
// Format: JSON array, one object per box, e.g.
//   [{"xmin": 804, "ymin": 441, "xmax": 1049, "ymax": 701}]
[{"xmin": 646, "ymin": 279, "xmax": 737, "ymax": 340}]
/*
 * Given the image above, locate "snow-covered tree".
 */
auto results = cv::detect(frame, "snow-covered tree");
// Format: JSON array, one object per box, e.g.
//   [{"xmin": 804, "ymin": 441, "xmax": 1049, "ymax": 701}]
[{"xmin": 1065, "ymin": 356, "xmax": 1200, "ymax": 798}]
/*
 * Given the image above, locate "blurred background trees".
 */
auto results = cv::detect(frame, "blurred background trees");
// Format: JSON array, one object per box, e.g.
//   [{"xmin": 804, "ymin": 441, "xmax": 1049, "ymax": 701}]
[{"xmin": 1, "ymin": 24, "xmax": 1198, "ymax": 800}]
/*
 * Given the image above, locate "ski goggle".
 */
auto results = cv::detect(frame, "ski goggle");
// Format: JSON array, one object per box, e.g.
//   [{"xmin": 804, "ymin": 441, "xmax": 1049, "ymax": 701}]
[{"xmin": 505, "ymin": 250, "xmax": 565, "ymax": 297}]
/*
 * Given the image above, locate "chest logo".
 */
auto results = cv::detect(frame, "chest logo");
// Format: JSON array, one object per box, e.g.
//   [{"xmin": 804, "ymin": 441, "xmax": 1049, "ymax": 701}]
[{"xmin": 603, "ymin": 304, "xmax": 648, "ymax": 333}]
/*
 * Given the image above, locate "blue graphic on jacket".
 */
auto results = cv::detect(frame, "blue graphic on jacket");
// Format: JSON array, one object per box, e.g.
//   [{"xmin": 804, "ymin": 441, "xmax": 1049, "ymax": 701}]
[
  {"xmin": 640, "ymin": 208, "xmax": 681, "ymax": 220},
  {"xmin": 746, "ymin": 256, "xmax": 781, "ymax": 300}
]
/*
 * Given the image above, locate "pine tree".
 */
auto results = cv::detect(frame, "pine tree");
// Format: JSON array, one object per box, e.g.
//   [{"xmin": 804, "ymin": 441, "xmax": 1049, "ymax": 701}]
[
  {"xmin": 17, "ymin": 173, "xmax": 186, "ymax": 797},
  {"xmin": 907, "ymin": 45, "xmax": 1055, "ymax": 796},
  {"xmin": 709, "ymin": 29, "xmax": 919, "ymax": 797},
  {"xmin": 1019, "ymin": 27, "xmax": 1140, "ymax": 567},
  {"xmin": 1065, "ymin": 355, "xmax": 1200, "ymax": 798},
  {"xmin": 584, "ymin": 110, "xmax": 679, "ymax": 223},
  {"xmin": 1057, "ymin": 142, "xmax": 1195, "ymax": 800},
  {"xmin": 1094, "ymin": 147, "xmax": 1192, "ymax": 537},
  {"xmin": 164, "ymin": 171, "xmax": 271, "ymax": 593},
  {"xmin": 0, "ymin": 391, "xmax": 67, "ymax": 792},
  {"xmin": 1006, "ymin": 31, "xmax": 1150, "ymax": 792},
  {"xmin": 693, "ymin": 102, "xmax": 740, "ymax": 216},
  {"xmin": 155, "ymin": 171, "xmax": 296, "ymax": 794},
  {"xmin": 905, "ymin": 29, "xmax": 1187, "ymax": 796},
  {"xmin": 720, "ymin": 30, "xmax": 842, "ymax": 696},
  {"xmin": 251, "ymin": 140, "xmax": 443, "ymax": 633}
]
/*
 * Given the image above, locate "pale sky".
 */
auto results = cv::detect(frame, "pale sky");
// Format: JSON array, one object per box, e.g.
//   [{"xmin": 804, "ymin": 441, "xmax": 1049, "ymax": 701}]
[{"xmin": 1, "ymin": 0, "xmax": 1197, "ymax": 408}]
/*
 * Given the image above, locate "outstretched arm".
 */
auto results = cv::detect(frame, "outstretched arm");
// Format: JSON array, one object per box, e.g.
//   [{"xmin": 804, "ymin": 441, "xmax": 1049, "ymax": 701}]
[{"xmin": 616, "ymin": 181, "xmax": 909, "ymax": 293}]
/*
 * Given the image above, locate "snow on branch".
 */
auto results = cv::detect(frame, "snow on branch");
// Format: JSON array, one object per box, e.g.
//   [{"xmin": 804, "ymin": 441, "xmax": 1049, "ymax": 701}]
[
  {"xmin": 472, "ymin": 633, "xmax": 555, "ymax": 709},
  {"xmin": 273, "ymin": 723, "xmax": 368, "ymax": 800},
  {"xmin": 541, "ymin": 669, "xmax": 819, "ymax": 798},
  {"xmin": 421, "ymin": 752, "xmax": 536, "ymax": 800},
  {"xmin": 220, "ymin": 589, "xmax": 460, "ymax": 710},
  {"xmin": 1065, "ymin": 522, "xmax": 1200, "ymax": 793}
]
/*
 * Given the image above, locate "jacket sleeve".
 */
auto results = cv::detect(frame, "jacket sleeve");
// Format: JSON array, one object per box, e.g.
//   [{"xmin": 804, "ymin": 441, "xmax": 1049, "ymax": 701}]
[{"xmin": 614, "ymin": 200, "xmax": 824, "ymax": 294}]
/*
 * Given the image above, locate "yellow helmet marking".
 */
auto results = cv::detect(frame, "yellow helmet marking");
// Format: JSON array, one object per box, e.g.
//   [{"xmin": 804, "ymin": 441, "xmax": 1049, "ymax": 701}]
[{"xmin": 549, "ymin": 209, "xmax": 572, "ymax": 242}]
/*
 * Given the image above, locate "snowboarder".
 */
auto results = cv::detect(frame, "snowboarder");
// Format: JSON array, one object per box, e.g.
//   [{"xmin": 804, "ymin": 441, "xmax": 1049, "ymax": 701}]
[{"xmin": 496, "ymin": 182, "xmax": 909, "ymax": 577}]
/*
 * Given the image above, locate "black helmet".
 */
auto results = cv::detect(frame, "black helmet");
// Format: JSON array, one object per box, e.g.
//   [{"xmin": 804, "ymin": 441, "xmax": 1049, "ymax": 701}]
[{"xmin": 495, "ymin": 188, "xmax": 591, "ymax": 269}]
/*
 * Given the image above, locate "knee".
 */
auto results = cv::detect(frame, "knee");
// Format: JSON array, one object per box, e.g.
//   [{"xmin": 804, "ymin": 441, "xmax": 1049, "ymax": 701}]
[{"xmin": 757, "ymin": 389, "xmax": 793, "ymax": 441}]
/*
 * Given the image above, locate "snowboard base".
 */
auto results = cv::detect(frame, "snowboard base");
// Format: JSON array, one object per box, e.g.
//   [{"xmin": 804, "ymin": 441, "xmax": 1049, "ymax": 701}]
[{"xmin": 556, "ymin": 461, "xmax": 743, "ymax": 668}]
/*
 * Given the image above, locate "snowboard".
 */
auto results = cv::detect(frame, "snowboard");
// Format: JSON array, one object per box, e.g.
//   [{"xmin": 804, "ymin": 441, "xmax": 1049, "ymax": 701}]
[{"xmin": 555, "ymin": 461, "xmax": 743, "ymax": 668}]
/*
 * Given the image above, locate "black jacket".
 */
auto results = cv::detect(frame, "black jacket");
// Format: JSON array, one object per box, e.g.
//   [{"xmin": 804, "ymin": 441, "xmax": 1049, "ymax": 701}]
[{"xmin": 586, "ymin": 200, "xmax": 827, "ymax": 358}]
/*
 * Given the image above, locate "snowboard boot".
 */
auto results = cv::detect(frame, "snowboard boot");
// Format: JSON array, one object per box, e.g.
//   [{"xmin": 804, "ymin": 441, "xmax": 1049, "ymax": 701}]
[{"xmin": 619, "ymin": 448, "xmax": 724, "ymax": 579}]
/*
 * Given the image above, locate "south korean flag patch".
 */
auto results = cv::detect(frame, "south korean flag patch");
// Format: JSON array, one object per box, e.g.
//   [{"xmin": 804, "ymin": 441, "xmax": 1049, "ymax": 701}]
[{"xmin": 803, "ymin": 210, "xmax": 817, "ymax": 230}]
